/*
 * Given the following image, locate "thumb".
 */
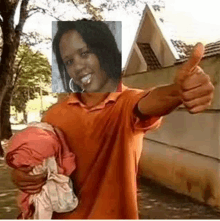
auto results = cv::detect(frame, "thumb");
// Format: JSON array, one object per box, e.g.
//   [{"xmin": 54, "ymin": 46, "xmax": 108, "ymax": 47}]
[{"xmin": 182, "ymin": 42, "xmax": 204, "ymax": 73}]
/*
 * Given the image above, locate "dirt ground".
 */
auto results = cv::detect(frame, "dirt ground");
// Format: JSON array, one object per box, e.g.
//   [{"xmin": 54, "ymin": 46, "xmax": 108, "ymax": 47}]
[
  {"xmin": 1, "ymin": 158, "xmax": 220, "ymax": 219},
  {"xmin": 0, "ymin": 158, "xmax": 19, "ymax": 219},
  {"xmin": 137, "ymin": 177, "xmax": 220, "ymax": 219},
  {"xmin": 1, "ymin": 124, "xmax": 220, "ymax": 219}
]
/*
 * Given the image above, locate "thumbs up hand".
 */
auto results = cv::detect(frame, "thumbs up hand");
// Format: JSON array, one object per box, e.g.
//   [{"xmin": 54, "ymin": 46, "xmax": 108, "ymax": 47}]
[{"xmin": 175, "ymin": 43, "xmax": 214, "ymax": 114}]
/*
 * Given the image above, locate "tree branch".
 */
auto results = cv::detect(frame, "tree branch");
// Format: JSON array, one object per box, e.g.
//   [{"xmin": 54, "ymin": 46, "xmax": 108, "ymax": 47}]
[
  {"xmin": 0, "ymin": 17, "xmax": 3, "ymax": 28},
  {"xmin": 15, "ymin": 0, "xmax": 29, "ymax": 33},
  {"xmin": 26, "ymin": 6, "xmax": 62, "ymax": 21},
  {"xmin": 17, "ymin": 55, "xmax": 25, "ymax": 71},
  {"xmin": 70, "ymin": 0, "xmax": 86, "ymax": 15},
  {"xmin": 13, "ymin": 55, "xmax": 25, "ymax": 87},
  {"xmin": 20, "ymin": 31, "xmax": 51, "ymax": 47},
  {"xmin": 26, "ymin": 9, "xmax": 40, "ymax": 19},
  {"xmin": 13, "ymin": 65, "xmax": 23, "ymax": 89}
]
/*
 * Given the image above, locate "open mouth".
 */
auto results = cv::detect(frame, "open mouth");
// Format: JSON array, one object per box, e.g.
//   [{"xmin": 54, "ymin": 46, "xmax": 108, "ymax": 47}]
[{"xmin": 80, "ymin": 74, "xmax": 92, "ymax": 85}]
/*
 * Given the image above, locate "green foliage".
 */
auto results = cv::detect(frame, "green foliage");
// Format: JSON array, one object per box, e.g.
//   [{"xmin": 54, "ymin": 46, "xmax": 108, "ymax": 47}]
[
  {"xmin": 11, "ymin": 87, "xmax": 37, "ymax": 113},
  {"xmin": 11, "ymin": 44, "xmax": 51, "ymax": 113},
  {"xmin": 15, "ymin": 44, "xmax": 51, "ymax": 86}
]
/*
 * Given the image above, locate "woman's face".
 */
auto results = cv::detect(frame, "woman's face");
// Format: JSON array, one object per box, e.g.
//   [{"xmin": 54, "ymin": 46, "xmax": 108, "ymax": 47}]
[{"xmin": 59, "ymin": 30, "xmax": 115, "ymax": 92}]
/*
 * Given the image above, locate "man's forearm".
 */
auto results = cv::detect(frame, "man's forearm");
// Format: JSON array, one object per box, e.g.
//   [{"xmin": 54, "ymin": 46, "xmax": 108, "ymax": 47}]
[{"xmin": 138, "ymin": 84, "xmax": 183, "ymax": 117}]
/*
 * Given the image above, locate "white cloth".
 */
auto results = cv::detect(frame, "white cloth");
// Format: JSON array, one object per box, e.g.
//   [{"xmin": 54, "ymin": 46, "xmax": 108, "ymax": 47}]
[{"xmin": 29, "ymin": 157, "xmax": 78, "ymax": 219}]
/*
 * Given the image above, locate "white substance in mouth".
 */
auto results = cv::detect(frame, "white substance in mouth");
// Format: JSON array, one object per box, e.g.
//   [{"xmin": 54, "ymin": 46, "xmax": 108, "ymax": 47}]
[{"xmin": 81, "ymin": 74, "xmax": 92, "ymax": 84}]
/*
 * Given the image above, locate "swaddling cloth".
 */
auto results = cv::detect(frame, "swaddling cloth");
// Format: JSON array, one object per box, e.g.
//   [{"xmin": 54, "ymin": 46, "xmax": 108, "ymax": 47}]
[
  {"xmin": 6, "ymin": 122, "xmax": 78, "ymax": 219},
  {"xmin": 29, "ymin": 156, "xmax": 78, "ymax": 219}
]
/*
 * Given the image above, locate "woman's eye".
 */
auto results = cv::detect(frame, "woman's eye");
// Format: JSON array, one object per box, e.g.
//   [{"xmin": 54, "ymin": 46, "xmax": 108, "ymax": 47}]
[
  {"xmin": 81, "ymin": 51, "xmax": 89, "ymax": 57},
  {"xmin": 65, "ymin": 59, "xmax": 73, "ymax": 66}
]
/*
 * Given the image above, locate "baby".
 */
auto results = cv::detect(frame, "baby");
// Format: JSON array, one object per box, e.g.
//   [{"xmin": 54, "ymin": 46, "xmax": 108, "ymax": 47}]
[{"xmin": 6, "ymin": 122, "xmax": 78, "ymax": 219}]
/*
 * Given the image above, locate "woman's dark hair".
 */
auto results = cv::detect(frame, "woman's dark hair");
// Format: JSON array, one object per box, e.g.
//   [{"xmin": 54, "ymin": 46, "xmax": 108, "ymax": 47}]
[{"xmin": 52, "ymin": 19, "xmax": 122, "ymax": 92}]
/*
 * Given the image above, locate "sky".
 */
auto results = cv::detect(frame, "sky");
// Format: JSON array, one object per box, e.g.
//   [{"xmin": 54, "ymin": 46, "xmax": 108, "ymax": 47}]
[
  {"xmin": 163, "ymin": 0, "xmax": 220, "ymax": 44},
  {"xmin": 19, "ymin": 0, "xmax": 220, "ymax": 68}
]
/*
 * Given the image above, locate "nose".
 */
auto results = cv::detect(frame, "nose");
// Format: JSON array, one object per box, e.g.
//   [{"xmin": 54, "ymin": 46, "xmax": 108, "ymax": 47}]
[{"xmin": 74, "ymin": 55, "xmax": 85, "ymax": 74}]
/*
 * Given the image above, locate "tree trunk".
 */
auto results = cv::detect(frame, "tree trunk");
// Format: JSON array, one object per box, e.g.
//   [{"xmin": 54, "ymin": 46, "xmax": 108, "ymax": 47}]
[
  {"xmin": 0, "ymin": 142, "xmax": 4, "ymax": 157},
  {"xmin": 1, "ymin": 86, "xmax": 13, "ymax": 140},
  {"xmin": 0, "ymin": 33, "xmax": 19, "ymax": 156},
  {"xmin": 23, "ymin": 109, "xmax": 27, "ymax": 124},
  {"xmin": 0, "ymin": 87, "xmax": 7, "ymax": 156},
  {"xmin": 0, "ymin": 0, "xmax": 29, "ymax": 156},
  {"xmin": 15, "ymin": 110, "xmax": 18, "ymax": 121}
]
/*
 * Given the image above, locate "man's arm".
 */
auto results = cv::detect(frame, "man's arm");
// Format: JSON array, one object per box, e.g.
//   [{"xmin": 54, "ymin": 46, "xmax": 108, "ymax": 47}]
[
  {"xmin": 11, "ymin": 167, "xmax": 47, "ymax": 194},
  {"xmin": 137, "ymin": 43, "xmax": 214, "ymax": 117},
  {"xmin": 137, "ymin": 84, "xmax": 182, "ymax": 117}
]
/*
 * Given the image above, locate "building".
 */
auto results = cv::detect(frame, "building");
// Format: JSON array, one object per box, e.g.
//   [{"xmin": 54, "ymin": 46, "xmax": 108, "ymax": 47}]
[{"xmin": 123, "ymin": 4, "xmax": 220, "ymax": 209}]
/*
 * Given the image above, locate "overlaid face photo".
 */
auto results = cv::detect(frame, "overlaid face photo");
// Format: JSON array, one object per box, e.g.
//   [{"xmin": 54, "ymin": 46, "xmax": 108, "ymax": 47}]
[{"xmin": 52, "ymin": 20, "xmax": 122, "ymax": 93}]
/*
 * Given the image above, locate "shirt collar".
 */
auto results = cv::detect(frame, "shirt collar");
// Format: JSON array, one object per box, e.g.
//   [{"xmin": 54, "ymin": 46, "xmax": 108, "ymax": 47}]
[{"xmin": 67, "ymin": 82, "xmax": 128, "ymax": 111}]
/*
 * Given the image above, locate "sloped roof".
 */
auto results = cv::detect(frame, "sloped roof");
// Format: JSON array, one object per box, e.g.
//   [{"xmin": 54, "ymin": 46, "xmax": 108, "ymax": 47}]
[
  {"xmin": 125, "ymin": 3, "xmax": 220, "ymax": 74},
  {"xmin": 137, "ymin": 43, "xmax": 162, "ymax": 71},
  {"xmin": 137, "ymin": 40, "xmax": 220, "ymax": 71},
  {"xmin": 173, "ymin": 40, "xmax": 220, "ymax": 64},
  {"xmin": 150, "ymin": 4, "xmax": 220, "ymax": 65}
]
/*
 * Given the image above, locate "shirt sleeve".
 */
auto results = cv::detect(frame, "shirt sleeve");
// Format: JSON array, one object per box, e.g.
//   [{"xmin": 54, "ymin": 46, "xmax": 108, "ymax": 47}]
[{"xmin": 130, "ymin": 88, "xmax": 163, "ymax": 132}]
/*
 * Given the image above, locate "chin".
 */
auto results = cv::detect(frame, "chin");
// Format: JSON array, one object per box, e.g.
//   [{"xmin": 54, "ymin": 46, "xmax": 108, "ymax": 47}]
[{"xmin": 83, "ymin": 84, "xmax": 103, "ymax": 93}]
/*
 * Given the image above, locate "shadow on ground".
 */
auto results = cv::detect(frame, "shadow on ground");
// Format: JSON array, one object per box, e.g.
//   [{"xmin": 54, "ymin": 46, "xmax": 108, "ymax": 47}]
[{"xmin": 138, "ymin": 177, "xmax": 220, "ymax": 219}]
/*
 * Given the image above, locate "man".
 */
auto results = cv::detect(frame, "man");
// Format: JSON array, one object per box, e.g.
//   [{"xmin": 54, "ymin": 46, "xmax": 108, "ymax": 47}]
[{"xmin": 11, "ymin": 42, "xmax": 214, "ymax": 219}]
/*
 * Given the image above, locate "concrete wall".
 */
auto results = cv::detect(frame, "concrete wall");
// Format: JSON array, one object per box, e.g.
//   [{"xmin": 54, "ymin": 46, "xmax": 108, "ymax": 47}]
[{"xmin": 123, "ymin": 56, "xmax": 220, "ymax": 208}]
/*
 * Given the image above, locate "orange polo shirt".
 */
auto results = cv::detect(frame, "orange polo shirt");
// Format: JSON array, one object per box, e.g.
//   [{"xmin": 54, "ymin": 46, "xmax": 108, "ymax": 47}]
[{"xmin": 42, "ymin": 85, "xmax": 162, "ymax": 219}]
